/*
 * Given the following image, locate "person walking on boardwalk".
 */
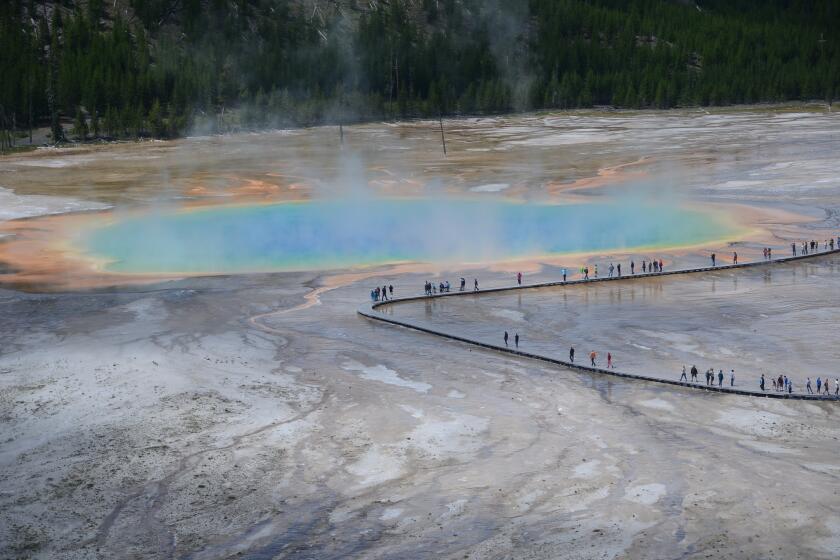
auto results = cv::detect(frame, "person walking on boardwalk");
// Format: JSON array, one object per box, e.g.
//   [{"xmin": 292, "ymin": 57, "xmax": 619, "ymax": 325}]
[
  {"xmin": 835, "ymin": 378, "xmax": 839, "ymax": 396},
  {"xmin": 807, "ymin": 377, "xmax": 813, "ymax": 394},
  {"xmin": 631, "ymin": 260, "xmax": 635, "ymax": 274},
  {"xmin": 609, "ymin": 263, "xmax": 614, "ymax": 278},
  {"xmin": 760, "ymin": 374, "xmax": 765, "ymax": 391},
  {"xmin": 788, "ymin": 380, "xmax": 793, "ymax": 394},
  {"xmin": 584, "ymin": 267, "xmax": 589, "ymax": 280},
  {"xmin": 718, "ymin": 369, "xmax": 724, "ymax": 387},
  {"xmin": 594, "ymin": 264, "xmax": 598, "ymax": 278},
  {"xmin": 517, "ymin": 272, "xmax": 522, "ymax": 286},
  {"xmin": 515, "ymin": 333, "xmax": 519, "ymax": 348},
  {"xmin": 711, "ymin": 253, "xmax": 716, "ymax": 266},
  {"xmin": 690, "ymin": 365, "xmax": 698, "ymax": 382},
  {"xmin": 772, "ymin": 377, "xmax": 777, "ymax": 391},
  {"xmin": 792, "ymin": 242, "xmax": 797, "ymax": 256},
  {"xmin": 590, "ymin": 351, "xmax": 597, "ymax": 367},
  {"xmin": 562, "ymin": 268, "xmax": 567, "ymax": 282},
  {"xmin": 569, "ymin": 347, "xmax": 575, "ymax": 362},
  {"xmin": 474, "ymin": 279, "xmax": 479, "ymax": 291},
  {"xmin": 642, "ymin": 261, "xmax": 646, "ymax": 273},
  {"xmin": 730, "ymin": 369, "xmax": 735, "ymax": 387},
  {"xmin": 778, "ymin": 374, "xmax": 784, "ymax": 392},
  {"xmin": 817, "ymin": 377, "xmax": 822, "ymax": 394},
  {"xmin": 607, "ymin": 352, "xmax": 614, "ymax": 369},
  {"xmin": 659, "ymin": 259, "xmax": 664, "ymax": 272},
  {"xmin": 460, "ymin": 278, "xmax": 466, "ymax": 291},
  {"xmin": 617, "ymin": 263, "xmax": 622, "ymax": 276},
  {"xmin": 680, "ymin": 366, "xmax": 687, "ymax": 381},
  {"xmin": 733, "ymin": 252, "xmax": 738, "ymax": 265},
  {"xmin": 504, "ymin": 331, "xmax": 509, "ymax": 346}
]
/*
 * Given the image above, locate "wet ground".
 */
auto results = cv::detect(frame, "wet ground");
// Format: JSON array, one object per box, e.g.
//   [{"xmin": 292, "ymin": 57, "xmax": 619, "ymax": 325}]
[{"xmin": 1, "ymin": 106, "xmax": 840, "ymax": 558}]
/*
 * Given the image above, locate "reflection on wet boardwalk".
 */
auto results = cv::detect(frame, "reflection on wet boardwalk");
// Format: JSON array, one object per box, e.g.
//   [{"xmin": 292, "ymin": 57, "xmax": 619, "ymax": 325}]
[{"xmin": 362, "ymin": 250, "xmax": 840, "ymax": 399}]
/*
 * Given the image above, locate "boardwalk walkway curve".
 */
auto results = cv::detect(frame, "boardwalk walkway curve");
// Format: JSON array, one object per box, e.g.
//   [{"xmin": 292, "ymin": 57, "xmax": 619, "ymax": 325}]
[{"xmin": 358, "ymin": 247, "xmax": 840, "ymax": 401}]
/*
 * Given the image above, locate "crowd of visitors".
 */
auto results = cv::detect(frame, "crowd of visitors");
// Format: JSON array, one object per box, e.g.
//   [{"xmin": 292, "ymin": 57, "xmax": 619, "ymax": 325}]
[
  {"xmin": 680, "ymin": 365, "xmax": 736, "ymax": 387},
  {"xmin": 370, "ymin": 285, "xmax": 394, "ymax": 302},
  {"xmin": 369, "ymin": 238, "xmax": 839, "ymax": 398}
]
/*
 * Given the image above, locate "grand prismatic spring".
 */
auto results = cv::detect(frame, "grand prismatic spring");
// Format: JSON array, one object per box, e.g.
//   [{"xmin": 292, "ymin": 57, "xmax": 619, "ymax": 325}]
[
  {"xmin": 80, "ymin": 199, "xmax": 739, "ymax": 274},
  {"xmin": 2, "ymin": 108, "xmax": 840, "ymax": 559}
]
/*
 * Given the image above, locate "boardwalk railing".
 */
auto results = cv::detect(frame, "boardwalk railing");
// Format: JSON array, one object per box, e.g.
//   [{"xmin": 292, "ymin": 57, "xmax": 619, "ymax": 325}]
[{"xmin": 359, "ymin": 246, "xmax": 840, "ymax": 401}]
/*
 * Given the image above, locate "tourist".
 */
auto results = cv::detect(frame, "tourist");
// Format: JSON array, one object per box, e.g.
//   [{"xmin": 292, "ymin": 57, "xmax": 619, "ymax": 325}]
[
  {"xmin": 504, "ymin": 331, "xmax": 509, "ymax": 346},
  {"xmin": 730, "ymin": 369, "xmax": 735, "ymax": 387},
  {"xmin": 772, "ymin": 377, "xmax": 777, "ymax": 391},
  {"xmin": 517, "ymin": 272, "xmax": 522, "ymax": 285},
  {"xmin": 608, "ymin": 352, "xmax": 613, "ymax": 369},
  {"xmin": 706, "ymin": 369, "xmax": 711, "ymax": 386},
  {"xmin": 370, "ymin": 289, "xmax": 376, "ymax": 302},
  {"xmin": 718, "ymin": 369, "xmax": 724, "ymax": 387},
  {"xmin": 460, "ymin": 277, "xmax": 466, "ymax": 291},
  {"xmin": 792, "ymin": 242, "xmax": 796, "ymax": 256},
  {"xmin": 777, "ymin": 374, "xmax": 784, "ymax": 392},
  {"xmin": 831, "ymin": 239, "xmax": 835, "ymax": 250},
  {"xmin": 642, "ymin": 261, "xmax": 647, "ymax": 273},
  {"xmin": 562, "ymin": 268, "xmax": 567, "ymax": 282},
  {"xmin": 783, "ymin": 375, "xmax": 789, "ymax": 392},
  {"xmin": 807, "ymin": 377, "xmax": 813, "ymax": 394},
  {"xmin": 680, "ymin": 366, "xmax": 687, "ymax": 381},
  {"xmin": 760, "ymin": 374, "xmax": 765, "ymax": 391},
  {"xmin": 768, "ymin": 248, "xmax": 772, "ymax": 259},
  {"xmin": 389, "ymin": 285, "xmax": 394, "ymax": 297},
  {"xmin": 515, "ymin": 333, "xmax": 519, "ymax": 348},
  {"xmin": 835, "ymin": 378, "xmax": 839, "ymax": 396},
  {"xmin": 733, "ymin": 252, "xmax": 738, "ymax": 265},
  {"xmin": 474, "ymin": 279, "xmax": 479, "ymax": 291},
  {"xmin": 590, "ymin": 351, "xmax": 597, "ymax": 367},
  {"xmin": 711, "ymin": 253, "xmax": 716, "ymax": 266},
  {"xmin": 763, "ymin": 248, "xmax": 768, "ymax": 260},
  {"xmin": 569, "ymin": 347, "xmax": 575, "ymax": 362},
  {"xmin": 594, "ymin": 264, "xmax": 598, "ymax": 278},
  {"xmin": 617, "ymin": 263, "xmax": 622, "ymax": 276},
  {"xmin": 584, "ymin": 267, "xmax": 589, "ymax": 280},
  {"xmin": 631, "ymin": 260, "xmax": 635, "ymax": 274},
  {"xmin": 817, "ymin": 377, "xmax": 822, "ymax": 393},
  {"xmin": 659, "ymin": 259, "xmax": 664, "ymax": 272},
  {"xmin": 824, "ymin": 378, "xmax": 830, "ymax": 395},
  {"xmin": 690, "ymin": 365, "xmax": 698, "ymax": 382},
  {"xmin": 609, "ymin": 263, "xmax": 614, "ymax": 278},
  {"xmin": 788, "ymin": 380, "xmax": 793, "ymax": 394}
]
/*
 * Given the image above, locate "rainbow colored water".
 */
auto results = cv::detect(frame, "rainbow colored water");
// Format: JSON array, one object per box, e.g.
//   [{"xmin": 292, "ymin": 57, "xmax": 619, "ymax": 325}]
[{"xmin": 80, "ymin": 199, "xmax": 739, "ymax": 274}]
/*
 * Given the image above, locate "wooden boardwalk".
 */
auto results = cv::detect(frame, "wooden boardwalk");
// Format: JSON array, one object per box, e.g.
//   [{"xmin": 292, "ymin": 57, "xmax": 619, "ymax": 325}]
[{"xmin": 359, "ymin": 246, "xmax": 840, "ymax": 401}]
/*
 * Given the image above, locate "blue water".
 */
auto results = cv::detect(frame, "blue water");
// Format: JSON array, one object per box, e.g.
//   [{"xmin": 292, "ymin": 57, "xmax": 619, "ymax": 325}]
[{"xmin": 81, "ymin": 199, "xmax": 738, "ymax": 273}]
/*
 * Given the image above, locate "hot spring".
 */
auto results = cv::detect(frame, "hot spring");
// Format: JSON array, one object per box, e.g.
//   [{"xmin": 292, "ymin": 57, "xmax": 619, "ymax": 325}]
[{"xmin": 78, "ymin": 198, "xmax": 740, "ymax": 274}]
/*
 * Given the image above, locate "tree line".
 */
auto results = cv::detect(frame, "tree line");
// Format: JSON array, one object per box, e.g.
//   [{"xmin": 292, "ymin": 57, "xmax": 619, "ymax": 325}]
[{"xmin": 1, "ymin": 0, "xmax": 837, "ymax": 145}]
